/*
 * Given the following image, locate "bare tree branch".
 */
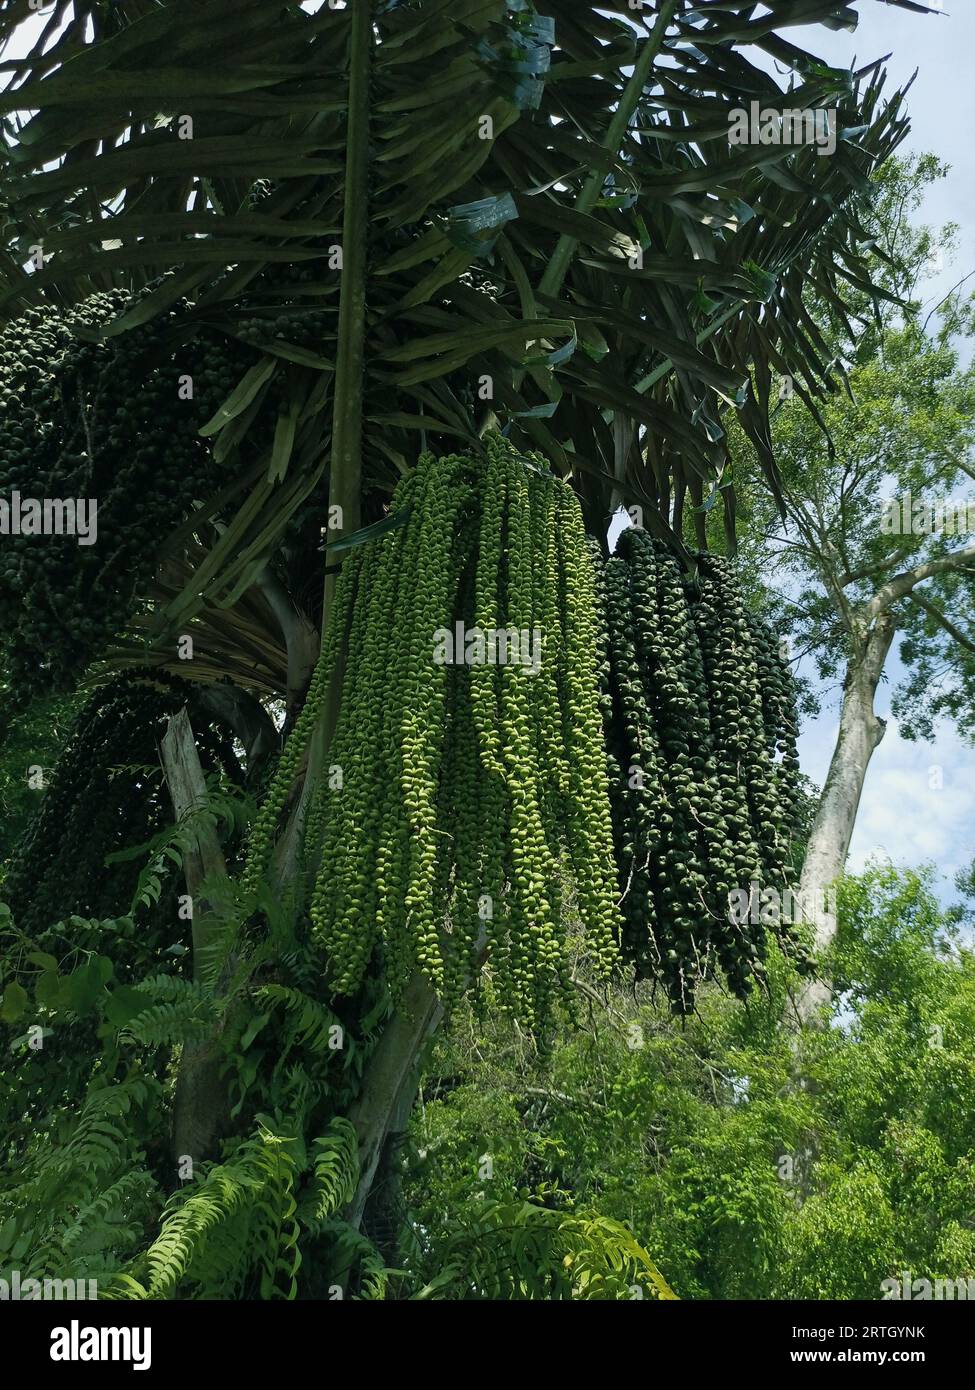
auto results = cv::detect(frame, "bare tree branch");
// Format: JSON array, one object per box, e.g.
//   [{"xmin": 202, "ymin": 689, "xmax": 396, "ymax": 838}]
[
  {"xmin": 866, "ymin": 542, "xmax": 975, "ymax": 619},
  {"xmin": 909, "ymin": 591, "xmax": 975, "ymax": 657}
]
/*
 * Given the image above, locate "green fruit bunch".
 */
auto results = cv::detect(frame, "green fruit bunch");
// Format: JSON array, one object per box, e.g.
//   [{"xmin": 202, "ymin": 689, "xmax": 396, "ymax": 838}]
[
  {"xmin": 596, "ymin": 527, "xmax": 805, "ymax": 1009},
  {"xmin": 244, "ymin": 436, "xmax": 619, "ymax": 1026},
  {"xmin": 4, "ymin": 673, "xmax": 239, "ymax": 934}
]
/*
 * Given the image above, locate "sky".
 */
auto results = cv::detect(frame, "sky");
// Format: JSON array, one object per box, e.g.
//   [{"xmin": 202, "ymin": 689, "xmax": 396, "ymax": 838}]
[
  {"xmin": 805, "ymin": 2, "xmax": 975, "ymax": 312},
  {"xmin": 788, "ymin": 2, "xmax": 975, "ymax": 898}
]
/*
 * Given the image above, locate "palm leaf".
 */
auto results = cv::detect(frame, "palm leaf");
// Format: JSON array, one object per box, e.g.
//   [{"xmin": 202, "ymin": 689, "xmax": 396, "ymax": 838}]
[{"xmin": 0, "ymin": 0, "xmax": 926, "ymax": 606}]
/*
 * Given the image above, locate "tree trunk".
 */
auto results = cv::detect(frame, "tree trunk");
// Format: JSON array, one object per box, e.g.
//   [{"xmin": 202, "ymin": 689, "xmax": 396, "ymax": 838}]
[
  {"xmin": 345, "ymin": 926, "xmax": 488, "ymax": 1237},
  {"xmin": 794, "ymin": 614, "xmax": 895, "ymax": 1024},
  {"xmin": 345, "ymin": 972, "xmax": 443, "ymax": 1233},
  {"xmin": 160, "ymin": 707, "xmax": 234, "ymax": 1167}
]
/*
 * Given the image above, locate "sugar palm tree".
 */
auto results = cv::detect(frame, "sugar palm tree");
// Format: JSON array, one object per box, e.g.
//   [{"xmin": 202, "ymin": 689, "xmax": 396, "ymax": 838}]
[{"xmin": 0, "ymin": 0, "xmax": 935, "ymax": 1294}]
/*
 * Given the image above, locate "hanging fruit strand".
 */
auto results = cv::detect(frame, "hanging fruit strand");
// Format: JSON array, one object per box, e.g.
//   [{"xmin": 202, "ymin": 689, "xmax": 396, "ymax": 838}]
[
  {"xmin": 241, "ymin": 546, "xmax": 362, "ymax": 898},
  {"xmin": 555, "ymin": 485, "xmax": 620, "ymax": 982},
  {"xmin": 596, "ymin": 527, "xmax": 807, "ymax": 1008},
  {"xmin": 283, "ymin": 437, "xmax": 621, "ymax": 1026}
]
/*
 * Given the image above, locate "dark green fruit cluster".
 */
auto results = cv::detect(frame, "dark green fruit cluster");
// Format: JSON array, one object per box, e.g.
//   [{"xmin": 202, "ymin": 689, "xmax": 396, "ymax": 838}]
[
  {"xmin": 3, "ymin": 674, "xmax": 236, "ymax": 934},
  {"xmin": 244, "ymin": 436, "xmax": 620, "ymax": 1027},
  {"xmin": 596, "ymin": 528, "xmax": 805, "ymax": 1009},
  {"xmin": 0, "ymin": 295, "xmax": 252, "ymax": 693},
  {"xmin": 232, "ymin": 309, "xmax": 334, "ymax": 351}
]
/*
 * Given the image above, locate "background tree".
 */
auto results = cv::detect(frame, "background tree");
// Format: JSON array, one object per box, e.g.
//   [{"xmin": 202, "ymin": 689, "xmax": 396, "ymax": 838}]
[
  {"xmin": 717, "ymin": 154, "xmax": 975, "ymax": 1020},
  {"xmin": 404, "ymin": 863, "xmax": 975, "ymax": 1299},
  {"xmin": 0, "ymin": 686, "xmax": 75, "ymax": 867}
]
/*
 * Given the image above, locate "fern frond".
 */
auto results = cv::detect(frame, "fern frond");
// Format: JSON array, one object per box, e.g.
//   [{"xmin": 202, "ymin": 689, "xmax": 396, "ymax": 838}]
[
  {"xmin": 256, "ymin": 984, "xmax": 344, "ymax": 1056},
  {"xmin": 320, "ymin": 1220, "xmax": 399, "ymax": 1301},
  {"xmin": 0, "ymin": 1077, "xmax": 164, "ymax": 1283},
  {"xmin": 300, "ymin": 1118, "xmax": 359, "ymax": 1230},
  {"xmin": 120, "ymin": 976, "xmax": 215, "ymax": 1046},
  {"xmin": 136, "ymin": 1122, "xmax": 301, "ymax": 1299},
  {"xmin": 413, "ymin": 1199, "xmax": 679, "ymax": 1301},
  {"xmin": 107, "ymin": 780, "xmax": 252, "ymax": 915},
  {"xmin": 62, "ymin": 1171, "xmax": 158, "ymax": 1256}
]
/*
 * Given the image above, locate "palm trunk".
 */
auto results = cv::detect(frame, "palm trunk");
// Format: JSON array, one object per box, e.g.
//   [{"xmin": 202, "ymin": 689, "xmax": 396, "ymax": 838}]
[
  {"xmin": 160, "ymin": 708, "xmax": 233, "ymax": 1164},
  {"xmin": 794, "ymin": 614, "xmax": 894, "ymax": 1023},
  {"xmin": 345, "ymin": 924, "xmax": 487, "ymax": 1234},
  {"xmin": 346, "ymin": 973, "xmax": 443, "ymax": 1233},
  {"xmin": 303, "ymin": 0, "xmax": 444, "ymax": 1225}
]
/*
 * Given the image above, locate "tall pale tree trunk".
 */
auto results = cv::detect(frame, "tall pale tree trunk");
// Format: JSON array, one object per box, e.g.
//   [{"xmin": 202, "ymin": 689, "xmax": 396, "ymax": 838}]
[
  {"xmin": 794, "ymin": 614, "xmax": 894, "ymax": 1023},
  {"xmin": 792, "ymin": 540, "xmax": 975, "ymax": 1024}
]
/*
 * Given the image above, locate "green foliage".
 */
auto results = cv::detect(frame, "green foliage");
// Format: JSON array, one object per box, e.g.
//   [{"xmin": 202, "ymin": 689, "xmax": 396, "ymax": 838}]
[
  {"xmin": 0, "ymin": 686, "xmax": 77, "ymax": 870},
  {"xmin": 0, "ymin": 803, "xmax": 384, "ymax": 1300},
  {"xmin": 302, "ymin": 1119, "xmax": 359, "ymax": 1229},
  {"xmin": 118, "ymin": 977, "xmax": 216, "ymax": 1049},
  {"xmin": 413, "ymin": 1198, "xmax": 677, "ymax": 1301},
  {"xmin": 0, "ymin": 1074, "xmax": 164, "ymax": 1288},
  {"xmin": 112, "ymin": 780, "xmax": 252, "ymax": 917},
  {"xmin": 101, "ymin": 1114, "xmax": 388, "ymax": 1301},
  {"xmin": 405, "ymin": 865, "xmax": 975, "ymax": 1300},
  {"xmin": 255, "ymin": 985, "xmax": 343, "ymax": 1058},
  {"xmin": 118, "ymin": 1124, "xmax": 303, "ymax": 1301}
]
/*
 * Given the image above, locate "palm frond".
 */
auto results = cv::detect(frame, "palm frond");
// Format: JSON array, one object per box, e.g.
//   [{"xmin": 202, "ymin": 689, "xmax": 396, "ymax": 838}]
[{"xmin": 0, "ymin": 0, "xmax": 925, "ymax": 557}]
